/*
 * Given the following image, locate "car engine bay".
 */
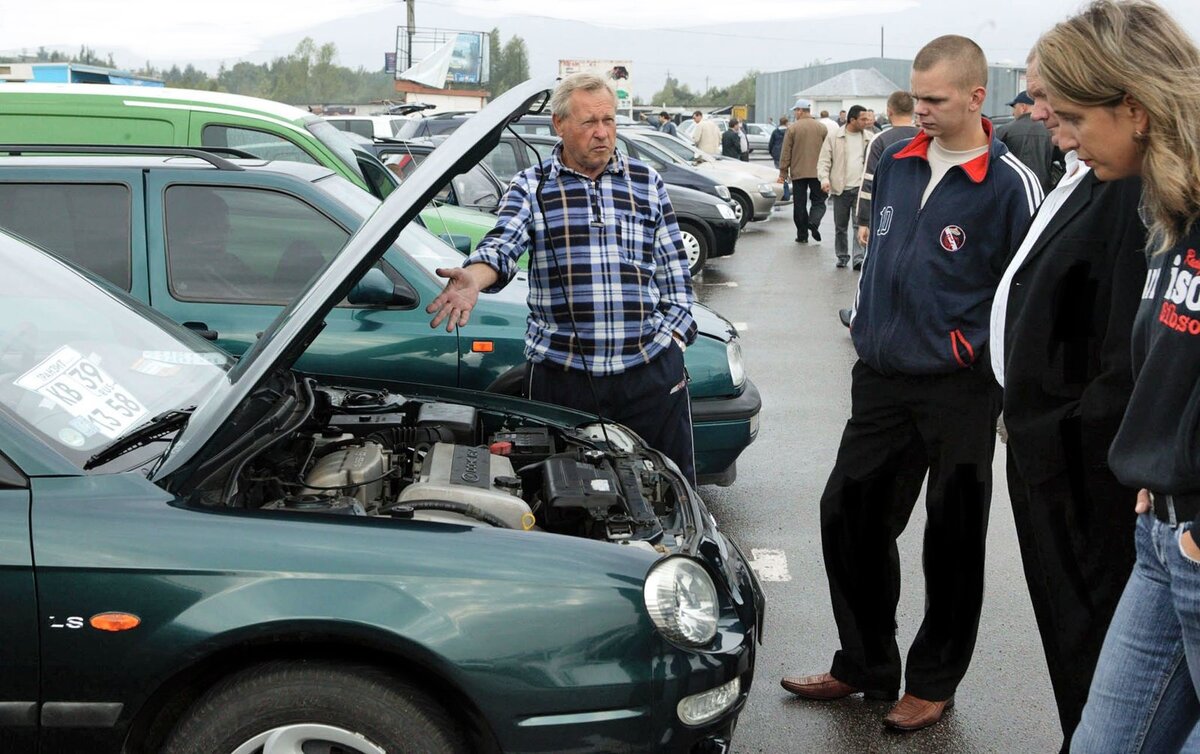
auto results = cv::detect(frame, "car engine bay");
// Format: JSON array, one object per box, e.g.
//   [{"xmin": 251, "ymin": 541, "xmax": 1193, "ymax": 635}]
[{"xmin": 227, "ymin": 384, "xmax": 689, "ymax": 546}]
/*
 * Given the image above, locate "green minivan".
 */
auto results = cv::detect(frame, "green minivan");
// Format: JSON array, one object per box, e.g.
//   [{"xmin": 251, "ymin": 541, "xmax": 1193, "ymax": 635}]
[
  {"xmin": 0, "ymin": 83, "xmax": 507, "ymax": 249},
  {"xmin": 0, "ymin": 83, "xmax": 399, "ymax": 199}
]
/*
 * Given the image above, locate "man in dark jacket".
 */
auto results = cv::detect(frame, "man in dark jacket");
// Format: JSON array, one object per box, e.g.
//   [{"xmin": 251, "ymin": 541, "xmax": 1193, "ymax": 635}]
[
  {"xmin": 780, "ymin": 35, "xmax": 1041, "ymax": 732},
  {"xmin": 722, "ymin": 118, "xmax": 747, "ymax": 160},
  {"xmin": 997, "ymin": 90, "xmax": 1063, "ymax": 194}
]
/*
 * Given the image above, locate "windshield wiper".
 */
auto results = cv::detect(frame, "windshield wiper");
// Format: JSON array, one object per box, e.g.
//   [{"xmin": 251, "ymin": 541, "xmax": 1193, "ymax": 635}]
[{"xmin": 84, "ymin": 407, "xmax": 195, "ymax": 470}]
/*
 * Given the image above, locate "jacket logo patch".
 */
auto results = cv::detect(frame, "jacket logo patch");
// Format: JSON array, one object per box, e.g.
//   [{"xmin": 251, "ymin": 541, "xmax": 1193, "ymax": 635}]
[
  {"xmin": 939, "ymin": 225, "xmax": 966, "ymax": 252},
  {"xmin": 877, "ymin": 206, "xmax": 894, "ymax": 236}
]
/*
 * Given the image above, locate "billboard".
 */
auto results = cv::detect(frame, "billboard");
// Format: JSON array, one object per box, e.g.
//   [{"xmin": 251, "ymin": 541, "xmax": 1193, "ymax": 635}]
[
  {"xmin": 448, "ymin": 32, "xmax": 484, "ymax": 85},
  {"xmin": 558, "ymin": 59, "xmax": 633, "ymax": 111}
]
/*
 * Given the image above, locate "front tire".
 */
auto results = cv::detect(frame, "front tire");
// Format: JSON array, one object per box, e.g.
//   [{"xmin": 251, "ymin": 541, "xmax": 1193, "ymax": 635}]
[
  {"xmin": 678, "ymin": 220, "xmax": 710, "ymax": 277},
  {"xmin": 162, "ymin": 660, "xmax": 468, "ymax": 754},
  {"xmin": 730, "ymin": 191, "xmax": 753, "ymax": 229}
]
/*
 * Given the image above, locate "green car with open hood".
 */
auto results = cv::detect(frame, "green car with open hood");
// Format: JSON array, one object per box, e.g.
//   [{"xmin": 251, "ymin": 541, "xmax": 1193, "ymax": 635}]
[{"xmin": 0, "ymin": 79, "xmax": 763, "ymax": 754}]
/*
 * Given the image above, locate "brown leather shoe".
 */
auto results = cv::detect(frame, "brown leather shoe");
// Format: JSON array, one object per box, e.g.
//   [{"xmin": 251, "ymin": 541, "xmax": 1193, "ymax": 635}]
[
  {"xmin": 883, "ymin": 692, "xmax": 955, "ymax": 731},
  {"xmin": 780, "ymin": 672, "xmax": 896, "ymax": 701}
]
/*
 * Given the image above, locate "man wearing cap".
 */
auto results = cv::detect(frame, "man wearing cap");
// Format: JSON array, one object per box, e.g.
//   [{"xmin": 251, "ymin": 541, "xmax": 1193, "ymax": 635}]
[
  {"xmin": 779, "ymin": 98, "xmax": 831, "ymax": 244},
  {"xmin": 997, "ymin": 90, "xmax": 1062, "ymax": 194}
]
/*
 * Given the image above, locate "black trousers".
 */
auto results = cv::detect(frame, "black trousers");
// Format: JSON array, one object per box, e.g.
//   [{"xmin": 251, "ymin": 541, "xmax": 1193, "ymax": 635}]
[
  {"xmin": 1006, "ymin": 449, "xmax": 1136, "ymax": 752},
  {"xmin": 822, "ymin": 360, "xmax": 1000, "ymax": 700},
  {"xmin": 791, "ymin": 178, "xmax": 827, "ymax": 241},
  {"xmin": 528, "ymin": 343, "xmax": 695, "ymax": 484}
]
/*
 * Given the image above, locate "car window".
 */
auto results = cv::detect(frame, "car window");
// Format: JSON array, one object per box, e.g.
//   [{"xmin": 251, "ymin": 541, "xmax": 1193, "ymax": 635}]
[
  {"xmin": 334, "ymin": 120, "xmax": 373, "ymax": 139},
  {"xmin": 482, "ymin": 143, "xmax": 521, "ymax": 181},
  {"xmin": 528, "ymin": 140, "xmax": 554, "ymax": 161},
  {"xmin": 452, "ymin": 167, "xmax": 500, "ymax": 211},
  {"xmin": 165, "ymin": 185, "xmax": 349, "ymax": 304},
  {"xmin": 646, "ymin": 134, "xmax": 700, "ymax": 162},
  {"xmin": 381, "ymin": 151, "xmax": 422, "ymax": 182},
  {"xmin": 358, "ymin": 155, "xmax": 397, "ymax": 198},
  {"xmin": 0, "ymin": 183, "xmax": 132, "ymax": 290},
  {"xmin": 201, "ymin": 125, "xmax": 319, "ymax": 165}
]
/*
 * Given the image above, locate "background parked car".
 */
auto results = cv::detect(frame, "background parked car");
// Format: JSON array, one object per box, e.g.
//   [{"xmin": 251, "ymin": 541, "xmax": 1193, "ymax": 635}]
[
  {"xmin": 0, "ymin": 87, "xmax": 762, "ymax": 747},
  {"xmin": 495, "ymin": 133, "xmax": 740, "ymax": 275},
  {"xmin": 742, "ymin": 122, "xmax": 774, "ymax": 154},
  {"xmin": 0, "ymin": 145, "xmax": 759, "ymax": 485},
  {"xmin": 621, "ymin": 128, "xmax": 777, "ymax": 227},
  {"xmin": 0, "ymin": 83, "xmax": 398, "ymax": 199},
  {"xmin": 323, "ymin": 114, "xmax": 414, "ymax": 140}
]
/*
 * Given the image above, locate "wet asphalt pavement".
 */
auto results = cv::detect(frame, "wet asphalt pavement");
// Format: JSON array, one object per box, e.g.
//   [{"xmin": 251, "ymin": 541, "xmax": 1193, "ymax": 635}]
[{"xmin": 694, "ymin": 197, "xmax": 1062, "ymax": 753}]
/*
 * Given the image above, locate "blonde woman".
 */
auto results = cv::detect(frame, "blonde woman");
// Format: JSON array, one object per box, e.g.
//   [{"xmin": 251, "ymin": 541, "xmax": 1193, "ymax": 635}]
[{"xmin": 1036, "ymin": 1, "xmax": 1200, "ymax": 750}]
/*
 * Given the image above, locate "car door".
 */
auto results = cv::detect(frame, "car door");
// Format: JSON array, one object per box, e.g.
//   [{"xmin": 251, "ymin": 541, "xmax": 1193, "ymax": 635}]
[
  {"xmin": 0, "ymin": 169, "xmax": 150, "ymax": 304},
  {"xmin": 0, "ymin": 451, "xmax": 36, "ymax": 752},
  {"xmin": 142, "ymin": 171, "xmax": 462, "ymax": 386}
]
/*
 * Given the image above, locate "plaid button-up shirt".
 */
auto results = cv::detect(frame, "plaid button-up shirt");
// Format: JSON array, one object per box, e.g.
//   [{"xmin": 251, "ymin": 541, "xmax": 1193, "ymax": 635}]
[{"xmin": 465, "ymin": 143, "xmax": 696, "ymax": 375}]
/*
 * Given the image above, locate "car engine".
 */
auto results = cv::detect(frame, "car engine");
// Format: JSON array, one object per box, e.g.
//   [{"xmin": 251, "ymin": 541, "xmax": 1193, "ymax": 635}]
[{"xmin": 232, "ymin": 385, "xmax": 685, "ymax": 545}]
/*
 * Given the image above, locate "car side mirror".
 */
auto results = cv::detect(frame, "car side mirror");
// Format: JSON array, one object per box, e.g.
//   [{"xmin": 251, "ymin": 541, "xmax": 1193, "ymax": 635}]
[
  {"xmin": 438, "ymin": 233, "xmax": 474, "ymax": 253},
  {"xmin": 348, "ymin": 268, "xmax": 399, "ymax": 306}
]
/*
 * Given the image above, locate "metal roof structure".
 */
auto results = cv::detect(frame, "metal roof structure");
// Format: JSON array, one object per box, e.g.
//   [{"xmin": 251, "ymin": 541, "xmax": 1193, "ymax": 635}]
[{"xmin": 794, "ymin": 68, "xmax": 901, "ymax": 98}]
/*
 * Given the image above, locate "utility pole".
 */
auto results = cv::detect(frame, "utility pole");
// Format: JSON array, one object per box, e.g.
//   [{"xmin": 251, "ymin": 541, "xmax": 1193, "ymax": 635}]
[{"xmin": 406, "ymin": 0, "xmax": 416, "ymax": 69}]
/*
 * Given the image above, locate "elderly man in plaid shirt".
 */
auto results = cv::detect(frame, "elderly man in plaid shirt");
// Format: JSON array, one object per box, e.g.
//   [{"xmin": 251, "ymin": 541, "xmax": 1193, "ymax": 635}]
[{"xmin": 427, "ymin": 73, "xmax": 699, "ymax": 483}]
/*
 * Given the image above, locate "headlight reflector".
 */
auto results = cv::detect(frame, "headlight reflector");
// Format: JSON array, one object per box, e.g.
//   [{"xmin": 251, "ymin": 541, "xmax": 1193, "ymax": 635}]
[
  {"xmin": 716, "ymin": 203, "xmax": 736, "ymax": 221},
  {"xmin": 757, "ymin": 182, "xmax": 776, "ymax": 197},
  {"xmin": 677, "ymin": 677, "xmax": 741, "ymax": 726},
  {"xmin": 644, "ymin": 557, "xmax": 719, "ymax": 646},
  {"xmin": 715, "ymin": 185, "xmax": 731, "ymax": 200}
]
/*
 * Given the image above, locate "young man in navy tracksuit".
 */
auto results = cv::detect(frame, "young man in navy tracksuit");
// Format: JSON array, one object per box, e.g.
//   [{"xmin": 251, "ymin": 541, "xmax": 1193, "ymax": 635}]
[{"xmin": 781, "ymin": 35, "xmax": 1042, "ymax": 731}]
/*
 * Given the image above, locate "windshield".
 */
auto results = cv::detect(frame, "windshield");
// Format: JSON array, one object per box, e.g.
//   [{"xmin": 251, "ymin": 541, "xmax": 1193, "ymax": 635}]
[
  {"xmin": 0, "ymin": 231, "xmax": 232, "ymax": 466},
  {"xmin": 628, "ymin": 136, "xmax": 687, "ymax": 166},
  {"xmin": 647, "ymin": 132, "xmax": 704, "ymax": 162},
  {"xmin": 315, "ymin": 175, "xmax": 467, "ymax": 280}
]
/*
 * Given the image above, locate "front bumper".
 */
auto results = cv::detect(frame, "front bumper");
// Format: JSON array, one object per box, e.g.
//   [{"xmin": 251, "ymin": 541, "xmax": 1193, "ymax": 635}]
[
  {"xmin": 749, "ymin": 190, "xmax": 777, "ymax": 221},
  {"xmin": 692, "ymin": 380, "xmax": 761, "ymax": 485}
]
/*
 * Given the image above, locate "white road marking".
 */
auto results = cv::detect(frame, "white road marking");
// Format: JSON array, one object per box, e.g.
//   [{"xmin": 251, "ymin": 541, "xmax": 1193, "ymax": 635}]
[
  {"xmin": 749, "ymin": 548, "xmax": 791, "ymax": 582},
  {"xmin": 700, "ymin": 281, "xmax": 739, "ymax": 287}
]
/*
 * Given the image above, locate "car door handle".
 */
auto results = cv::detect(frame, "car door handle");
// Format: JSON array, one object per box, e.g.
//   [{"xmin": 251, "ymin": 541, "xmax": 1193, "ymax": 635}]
[{"xmin": 183, "ymin": 321, "xmax": 218, "ymax": 341}]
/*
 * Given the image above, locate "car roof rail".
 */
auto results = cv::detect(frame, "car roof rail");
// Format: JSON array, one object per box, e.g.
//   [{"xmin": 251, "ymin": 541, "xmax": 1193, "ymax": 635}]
[{"xmin": 0, "ymin": 144, "xmax": 246, "ymax": 171}]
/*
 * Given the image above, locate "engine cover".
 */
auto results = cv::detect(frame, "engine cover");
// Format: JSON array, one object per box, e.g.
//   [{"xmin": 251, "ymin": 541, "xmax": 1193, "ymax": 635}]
[
  {"xmin": 399, "ymin": 443, "xmax": 532, "ymax": 529},
  {"xmin": 302, "ymin": 442, "xmax": 387, "ymax": 507}
]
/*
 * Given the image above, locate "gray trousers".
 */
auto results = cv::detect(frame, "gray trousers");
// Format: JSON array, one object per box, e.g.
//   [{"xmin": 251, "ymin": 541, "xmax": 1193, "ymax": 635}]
[{"xmin": 833, "ymin": 188, "xmax": 864, "ymax": 264}]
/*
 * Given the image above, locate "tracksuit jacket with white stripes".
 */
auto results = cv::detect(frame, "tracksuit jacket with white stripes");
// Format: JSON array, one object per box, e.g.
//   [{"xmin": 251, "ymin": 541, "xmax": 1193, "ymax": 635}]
[{"xmin": 852, "ymin": 121, "xmax": 1042, "ymax": 375}]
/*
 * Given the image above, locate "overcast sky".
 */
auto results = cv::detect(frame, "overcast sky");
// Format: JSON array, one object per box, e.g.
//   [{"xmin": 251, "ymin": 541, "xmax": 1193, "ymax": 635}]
[{"xmin": 4, "ymin": 0, "xmax": 1200, "ymax": 99}]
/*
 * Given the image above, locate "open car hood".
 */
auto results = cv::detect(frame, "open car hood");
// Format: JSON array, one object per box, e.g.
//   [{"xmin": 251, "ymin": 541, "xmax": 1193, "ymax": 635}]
[{"xmin": 151, "ymin": 78, "xmax": 554, "ymax": 481}]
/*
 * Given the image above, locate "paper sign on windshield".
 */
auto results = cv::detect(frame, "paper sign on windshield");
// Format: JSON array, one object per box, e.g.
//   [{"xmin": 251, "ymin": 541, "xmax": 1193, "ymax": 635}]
[{"xmin": 16, "ymin": 345, "xmax": 148, "ymax": 439}]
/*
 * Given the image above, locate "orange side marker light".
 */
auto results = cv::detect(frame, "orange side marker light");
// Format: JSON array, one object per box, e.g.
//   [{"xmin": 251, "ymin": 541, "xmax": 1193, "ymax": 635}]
[
  {"xmin": 90, "ymin": 613, "xmax": 141, "ymax": 632},
  {"xmin": 471, "ymin": 341, "xmax": 494, "ymax": 353}
]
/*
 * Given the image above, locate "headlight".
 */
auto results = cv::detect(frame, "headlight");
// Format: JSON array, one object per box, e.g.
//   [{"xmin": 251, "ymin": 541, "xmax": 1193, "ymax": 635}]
[
  {"xmin": 714, "ymin": 185, "xmax": 731, "ymax": 200},
  {"xmin": 716, "ymin": 203, "xmax": 736, "ymax": 221},
  {"xmin": 757, "ymin": 182, "xmax": 777, "ymax": 197},
  {"xmin": 727, "ymin": 340, "xmax": 745, "ymax": 388},
  {"xmin": 644, "ymin": 557, "xmax": 719, "ymax": 646}
]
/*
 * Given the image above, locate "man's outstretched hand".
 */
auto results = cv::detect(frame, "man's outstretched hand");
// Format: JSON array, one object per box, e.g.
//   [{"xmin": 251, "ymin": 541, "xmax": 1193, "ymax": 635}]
[{"xmin": 427, "ymin": 266, "xmax": 483, "ymax": 332}]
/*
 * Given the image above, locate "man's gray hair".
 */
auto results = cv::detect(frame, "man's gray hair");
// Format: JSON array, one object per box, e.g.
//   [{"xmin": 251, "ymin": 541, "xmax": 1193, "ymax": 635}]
[{"xmin": 550, "ymin": 73, "xmax": 617, "ymax": 120}]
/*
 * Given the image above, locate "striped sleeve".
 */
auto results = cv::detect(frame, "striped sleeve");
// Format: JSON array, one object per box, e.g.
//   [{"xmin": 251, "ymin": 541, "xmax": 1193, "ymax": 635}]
[{"xmin": 464, "ymin": 169, "xmax": 536, "ymax": 292}]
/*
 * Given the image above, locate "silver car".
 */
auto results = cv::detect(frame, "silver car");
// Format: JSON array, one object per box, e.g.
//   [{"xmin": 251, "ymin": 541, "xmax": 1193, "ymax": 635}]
[{"xmin": 628, "ymin": 129, "xmax": 779, "ymax": 227}]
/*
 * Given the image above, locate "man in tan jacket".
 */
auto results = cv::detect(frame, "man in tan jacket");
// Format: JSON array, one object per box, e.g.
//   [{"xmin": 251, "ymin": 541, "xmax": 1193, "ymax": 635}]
[
  {"xmin": 690, "ymin": 111, "xmax": 721, "ymax": 155},
  {"xmin": 818, "ymin": 104, "xmax": 876, "ymax": 268},
  {"xmin": 778, "ymin": 98, "xmax": 831, "ymax": 244}
]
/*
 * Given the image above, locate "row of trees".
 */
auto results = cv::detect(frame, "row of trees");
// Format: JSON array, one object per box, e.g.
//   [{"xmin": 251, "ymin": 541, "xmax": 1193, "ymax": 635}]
[
  {"xmin": 647, "ymin": 72, "xmax": 758, "ymax": 108},
  {"xmin": 2, "ymin": 30, "xmax": 532, "ymax": 106}
]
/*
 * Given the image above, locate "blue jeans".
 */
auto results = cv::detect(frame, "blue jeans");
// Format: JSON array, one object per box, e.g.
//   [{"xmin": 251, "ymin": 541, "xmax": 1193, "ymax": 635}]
[{"xmin": 1072, "ymin": 513, "xmax": 1200, "ymax": 752}]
